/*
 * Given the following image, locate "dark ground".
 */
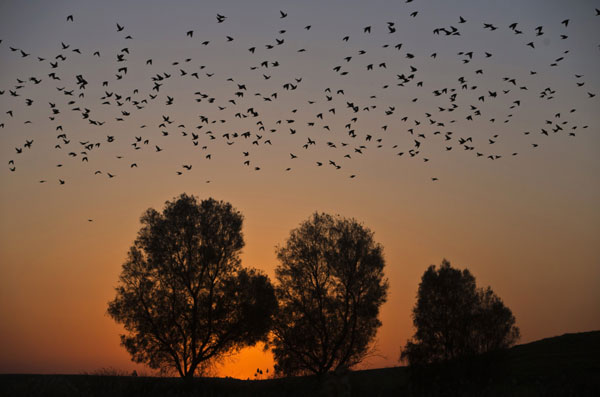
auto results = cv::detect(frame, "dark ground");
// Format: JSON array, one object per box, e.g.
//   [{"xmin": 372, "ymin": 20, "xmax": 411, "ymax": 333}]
[{"xmin": 1, "ymin": 331, "xmax": 599, "ymax": 396}]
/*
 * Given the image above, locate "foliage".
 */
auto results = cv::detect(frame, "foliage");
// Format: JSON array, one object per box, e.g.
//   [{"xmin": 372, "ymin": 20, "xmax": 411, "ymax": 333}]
[
  {"xmin": 401, "ymin": 259, "xmax": 520, "ymax": 366},
  {"xmin": 107, "ymin": 194, "xmax": 277, "ymax": 378},
  {"xmin": 270, "ymin": 213, "xmax": 389, "ymax": 376}
]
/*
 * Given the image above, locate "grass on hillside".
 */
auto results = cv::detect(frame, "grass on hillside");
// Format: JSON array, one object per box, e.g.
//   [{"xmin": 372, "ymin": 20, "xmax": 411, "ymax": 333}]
[{"xmin": 1, "ymin": 331, "xmax": 599, "ymax": 397}]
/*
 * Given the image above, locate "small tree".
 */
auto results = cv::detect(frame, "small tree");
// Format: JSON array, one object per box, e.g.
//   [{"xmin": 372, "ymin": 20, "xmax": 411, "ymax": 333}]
[
  {"xmin": 271, "ymin": 213, "xmax": 389, "ymax": 376},
  {"xmin": 107, "ymin": 194, "xmax": 277, "ymax": 378},
  {"xmin": 401, "ymin": 259, "xmax": 520, "ymax": 366}
]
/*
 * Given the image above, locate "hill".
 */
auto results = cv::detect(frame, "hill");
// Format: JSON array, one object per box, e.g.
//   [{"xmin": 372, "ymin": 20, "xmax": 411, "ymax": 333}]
[{"xmin": 1, "ymin": 331, "xmax": 599, "ymax": 396}]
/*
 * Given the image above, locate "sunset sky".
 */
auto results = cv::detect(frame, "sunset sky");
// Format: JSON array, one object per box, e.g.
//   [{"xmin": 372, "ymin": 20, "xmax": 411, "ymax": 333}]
[{"xmin": 1, "ymin": 0, "xmax": 599, "ymax": 379}]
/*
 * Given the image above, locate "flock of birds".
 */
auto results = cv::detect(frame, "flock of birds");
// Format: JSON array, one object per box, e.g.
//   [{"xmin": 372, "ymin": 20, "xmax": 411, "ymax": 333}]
[{"xmin": 2, "ymin": 5, "xmax": 598, "ymax": 187}]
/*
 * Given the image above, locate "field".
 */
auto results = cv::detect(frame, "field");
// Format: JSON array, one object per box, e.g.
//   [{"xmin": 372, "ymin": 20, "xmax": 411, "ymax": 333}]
[{"xmin": 1, "ymin": 331, "xmax": 599, "ymax": 396}]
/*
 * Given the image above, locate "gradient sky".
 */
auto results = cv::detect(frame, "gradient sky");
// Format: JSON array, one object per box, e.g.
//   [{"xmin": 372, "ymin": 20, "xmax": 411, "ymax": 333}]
[{"xmin": 1, "ymin": 0, "xmax": 599, "ymax": 379}]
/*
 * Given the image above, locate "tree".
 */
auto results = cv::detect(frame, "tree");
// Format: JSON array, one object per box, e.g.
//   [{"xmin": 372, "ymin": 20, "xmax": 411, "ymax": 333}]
[
  {"xmin": 270, "ymin": 213, "xmax": 389, "ymax": 376},
  {"xmin": 107, "ymin": 194, "xmax": 277, "ymax": 378},
  {"xmin": 401, "ymin": 259, "xmax": 520, "ymax": 366}
]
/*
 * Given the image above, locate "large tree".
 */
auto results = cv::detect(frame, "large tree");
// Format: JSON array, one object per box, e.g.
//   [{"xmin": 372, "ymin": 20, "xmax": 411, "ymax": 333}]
[
  {"xmin": 401, "ymin": 259, "xmax": 520, "ymax": 366},
  {"xmin": 107, "ymin": 194, "xmax": 277, "ymax": 378},
  {"xmin": 270, "ymin": 213, "xmax": 389, "ymax": 376}
]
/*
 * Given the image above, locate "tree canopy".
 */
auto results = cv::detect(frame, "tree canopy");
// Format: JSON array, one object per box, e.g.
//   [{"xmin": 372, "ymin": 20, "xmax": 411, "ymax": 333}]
[
  {"xmin": 270, "ymin": 213, "xmax": 389, "ymax": 376},
  {"xmin": 401, "ymin": 259, "xmax": 520, "ymax": 366},
  {"xmin": 107, "ymin": 194, "xmax": 277, "ymax": 377}
]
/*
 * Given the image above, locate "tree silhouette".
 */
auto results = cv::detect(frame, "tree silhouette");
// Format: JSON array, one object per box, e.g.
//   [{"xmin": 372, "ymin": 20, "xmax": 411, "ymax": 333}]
[
  {"xmin": 401, "ymin": 259, "xmax": 520, "ymax": 366},
  {"xmin": 270, "ymin": 213, "xmax": 389, "ymax": 376},
  {"xmin": 107, "ymin": 194, "xmax": 277, "ymax": 378}
]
